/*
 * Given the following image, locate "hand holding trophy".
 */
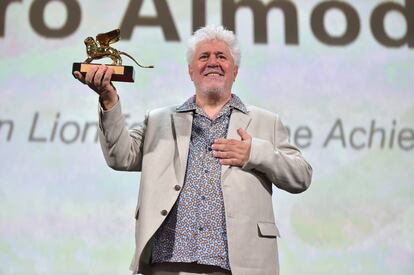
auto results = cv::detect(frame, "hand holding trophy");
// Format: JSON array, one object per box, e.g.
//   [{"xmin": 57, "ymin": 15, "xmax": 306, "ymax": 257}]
[{"xmin": 72, "ymin": 29, "xmax": 154, "ymax": 110}]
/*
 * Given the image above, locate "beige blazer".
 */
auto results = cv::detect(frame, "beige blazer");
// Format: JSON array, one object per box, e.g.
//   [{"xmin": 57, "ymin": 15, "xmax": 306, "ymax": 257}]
[{"xmin": 98, "ymin": 100, "xmax": 312, "ymax": 275}]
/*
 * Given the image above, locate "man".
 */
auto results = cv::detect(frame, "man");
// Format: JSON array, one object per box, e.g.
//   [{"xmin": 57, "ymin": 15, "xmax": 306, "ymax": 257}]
[{"xmin": 74, "ymin": 25, "xmax": 312, "ymax": 275}]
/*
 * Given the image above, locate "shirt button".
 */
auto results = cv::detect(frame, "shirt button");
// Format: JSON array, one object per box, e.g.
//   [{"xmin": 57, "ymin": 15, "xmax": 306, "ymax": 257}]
[
  {"xmin": 174, "ymin": 185, "xmax": 181, "ymax": 191},
  {"xmin": 199, "ymin": 227, "xmax": 203, "ymax": 231},
  {"xmin": 160, "ymin": 210, "xmax": 168, "ymax": 216},
  {"xmin": 204, "ymin": 169, "xmax": 209, "ymax": 173},
  {"xmin": 207, "ymin": 146, "xmax": 212, "ymax": 151},
  {"xmin": 201, "ymin": 195, "xmax": 206, "ymax": 200}
]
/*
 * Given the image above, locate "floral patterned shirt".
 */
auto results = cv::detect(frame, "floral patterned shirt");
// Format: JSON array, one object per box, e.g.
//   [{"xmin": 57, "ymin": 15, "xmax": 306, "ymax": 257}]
[{"xmin": 151, "ymin": 94, "xmax": 247, "ymax": 271}]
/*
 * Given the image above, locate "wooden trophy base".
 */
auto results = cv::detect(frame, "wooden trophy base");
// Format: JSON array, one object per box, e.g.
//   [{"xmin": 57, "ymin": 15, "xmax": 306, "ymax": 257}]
[{"xmin": 72, "ymin": 63, "xmax": 135, "ymax": 82}]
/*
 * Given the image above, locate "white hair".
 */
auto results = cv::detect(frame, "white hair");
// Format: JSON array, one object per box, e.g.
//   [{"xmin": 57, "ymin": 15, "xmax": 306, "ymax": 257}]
[{"xmin": 186, "ymin": 25, "xmax": 241, "ymax": 66}]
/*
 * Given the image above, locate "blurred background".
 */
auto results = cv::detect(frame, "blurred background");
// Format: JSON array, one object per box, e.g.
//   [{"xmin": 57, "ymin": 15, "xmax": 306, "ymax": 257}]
[{"xmin": 0, "ymin": 0, "xmax": 413, "ymax": 274}]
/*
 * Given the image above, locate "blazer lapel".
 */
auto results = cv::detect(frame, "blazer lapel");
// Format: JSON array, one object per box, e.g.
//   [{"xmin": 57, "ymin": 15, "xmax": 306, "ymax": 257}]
[
  {"xmin": 172, "ymin": 112, "xmax": 193, "ymax": 185},
  {"xmin": 221, "ymin": 109, "xmax": 252, "ymax": 178}
]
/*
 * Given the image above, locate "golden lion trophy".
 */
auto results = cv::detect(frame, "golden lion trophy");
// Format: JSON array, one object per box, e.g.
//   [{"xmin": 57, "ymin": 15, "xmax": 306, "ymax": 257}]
[{"xmin": 72, "ymin": 29, "xmax": 154, "ymax": 82}]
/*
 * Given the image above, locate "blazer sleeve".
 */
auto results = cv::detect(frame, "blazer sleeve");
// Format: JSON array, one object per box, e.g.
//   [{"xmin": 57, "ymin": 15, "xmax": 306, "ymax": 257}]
[
  {"xmin": 98, "ymin": 99, "xmax": 148, "ymax": 171},
  {"xmin": 241, "ymin": 115, "xmax": 312, "ymax": 193}
]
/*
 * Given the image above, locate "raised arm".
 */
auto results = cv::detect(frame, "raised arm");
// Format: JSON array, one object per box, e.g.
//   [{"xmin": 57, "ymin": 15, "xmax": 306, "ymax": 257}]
[{"xmin": 73, "ymin": 64, "xmax": 146, "ymax": 171}]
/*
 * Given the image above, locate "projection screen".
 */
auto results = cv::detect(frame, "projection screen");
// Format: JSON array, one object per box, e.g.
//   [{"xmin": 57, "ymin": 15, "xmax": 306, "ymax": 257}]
[{"xmin": 0, "ymin": 0, "xmax": 413, "ymax": 274}]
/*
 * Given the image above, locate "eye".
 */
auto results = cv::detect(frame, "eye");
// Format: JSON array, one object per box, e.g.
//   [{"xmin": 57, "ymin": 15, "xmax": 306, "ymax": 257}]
[
  {"xmin": 217, "ymin": 54, "xmax": 227, "ymax": 60},
  {"xmin": 199, "ymin": 54, "xmax": 208, "ymax": 61}
]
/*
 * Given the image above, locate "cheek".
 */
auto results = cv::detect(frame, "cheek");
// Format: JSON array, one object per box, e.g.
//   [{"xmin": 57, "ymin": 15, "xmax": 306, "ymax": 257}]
[{"xmin": 189, "ymin": 68, "xmax": 202, "ymax": 81}]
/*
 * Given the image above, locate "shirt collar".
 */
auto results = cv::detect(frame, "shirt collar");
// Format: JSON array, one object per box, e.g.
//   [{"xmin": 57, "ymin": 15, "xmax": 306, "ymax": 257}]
[{"xmin": 176, "ymin": 93, "xmax": 248, "ymax": 114}]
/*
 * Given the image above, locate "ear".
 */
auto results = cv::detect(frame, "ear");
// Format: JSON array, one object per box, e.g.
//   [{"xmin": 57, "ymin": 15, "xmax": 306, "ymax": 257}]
[
  {"xmin": 233, "ymin": 65, "xmax": 239, "ymax": 81},
  {"xmin": 188, "ymin": 64, "xmax": 194, "ymax": 81}
]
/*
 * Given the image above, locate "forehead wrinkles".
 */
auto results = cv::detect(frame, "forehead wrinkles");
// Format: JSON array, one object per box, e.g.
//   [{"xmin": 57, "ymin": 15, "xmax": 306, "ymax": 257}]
[
  {"xmin": 196, "ymin": 40, "xmax": 230, "ymax": 51},
  {"xmin": 194, "ymin": 47, "xmax": 234, "ymax": 64},
  {"xmin": 199, "ymin": 50, "xmax": 226, "ymax": 56}
]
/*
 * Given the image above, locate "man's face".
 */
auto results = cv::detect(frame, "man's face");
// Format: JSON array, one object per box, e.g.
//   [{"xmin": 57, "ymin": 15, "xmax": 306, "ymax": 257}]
[{"xmin": 188, "ymin": 39, "xmax": 238, "ymax": 97}]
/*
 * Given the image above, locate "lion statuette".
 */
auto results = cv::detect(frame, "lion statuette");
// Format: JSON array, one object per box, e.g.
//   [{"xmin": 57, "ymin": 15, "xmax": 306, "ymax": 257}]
[{"xmin": 83, "ymin": 29, "xmax": 154, "ymax": 68}]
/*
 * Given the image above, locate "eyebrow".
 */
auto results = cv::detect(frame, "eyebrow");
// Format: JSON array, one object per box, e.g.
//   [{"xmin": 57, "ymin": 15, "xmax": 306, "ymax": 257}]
[{"xmin": 199, "ymin": 51, "xmax": 226, "ymax": 55}]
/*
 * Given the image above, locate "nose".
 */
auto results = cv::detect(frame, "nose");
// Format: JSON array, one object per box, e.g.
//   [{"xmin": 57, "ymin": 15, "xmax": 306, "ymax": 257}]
[{"xmin": 207, "ymin": 55, "xmax": 219, "ymax": 67}]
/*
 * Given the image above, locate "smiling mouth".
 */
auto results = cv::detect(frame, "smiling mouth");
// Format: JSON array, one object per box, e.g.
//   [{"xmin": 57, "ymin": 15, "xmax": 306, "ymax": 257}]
[{"xmin": 204, "ymin": 72, "xmax": 224, "ymax": 76}]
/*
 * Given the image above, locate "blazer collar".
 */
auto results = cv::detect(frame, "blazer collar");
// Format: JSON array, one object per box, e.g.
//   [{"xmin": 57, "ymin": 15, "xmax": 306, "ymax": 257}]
[
  {"xmin": 172, "ymin": 94, "xmax": 251, "ymax": 182},
  {"xmin": 176, "ymin": 93, "xmax": 248, "ymax": 114}
]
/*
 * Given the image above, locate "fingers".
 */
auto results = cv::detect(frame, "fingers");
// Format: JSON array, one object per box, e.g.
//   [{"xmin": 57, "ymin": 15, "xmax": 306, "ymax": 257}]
[
  {"xmin": 102, "ymin": 67, "xmax": 114, "ymax": 88},
  {"xmin": 73, "ymin": 64, "xmax": 116, "ymax": 95},
  {"xmin": 212, "ymin": 150, "xmax": 243, "ymax": 166},
  {"xmin": 217, "ymin": 158, "xmax": 242, "ymax": 166},
  {"xmin": 84, "ymin": 64, "xmax": 99, "ymax": 87},
  {"xmin": 212, "ymin": 139, "xmax": 242, "ymax": 151},
  {"xmin": 214, "ymin": 129, "xmax": 251, "ymax": 144},
  {"xmin": 237, "ymin": 128, "xmax": 251, "ymax": 140},
  {"xmin": 212, "ymin": 142, "xmax": 246, "ymax": 165},
  {"xmin": 213, "ymin": 150, "xmax": 241, "ymax": 159},
  {"xmin": 213, "ymin": 138, "xmax": 230, "ymax": 144},
  {"xmin": 211, "ymin": 143, "xmax": 231, "ymax": 152},
  {"xmin": 93, "ymin": 65, "xmax": 107, "ymax": 88},
  {"xmin": 212, "ymin": 139, "xmax": 238, "ymax": 149},
  {"xmin": 73, "ymin": 71, "xmax": 86, "ymax": 84},
  {"xmin": 212, "ymin": 132, "xmax": 251, "ymax": 167}
]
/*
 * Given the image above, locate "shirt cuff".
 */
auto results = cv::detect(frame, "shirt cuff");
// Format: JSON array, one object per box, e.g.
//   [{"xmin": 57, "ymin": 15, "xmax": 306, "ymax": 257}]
[
  {"xmin": 99, "ymin": 95, "xmax": 120, "ymax": 113},
  {"xmin": 98, "ymin": 96, "xmax": 123, "ymax": 133}
]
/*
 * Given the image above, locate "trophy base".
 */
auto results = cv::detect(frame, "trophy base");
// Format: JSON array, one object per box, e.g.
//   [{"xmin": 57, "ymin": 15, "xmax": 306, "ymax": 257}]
[{"xmin": 72, "ymin": 63, "xmax": 135, "ymax": 82}]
